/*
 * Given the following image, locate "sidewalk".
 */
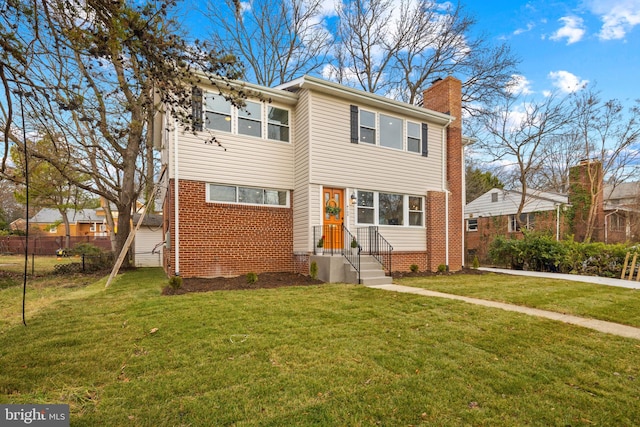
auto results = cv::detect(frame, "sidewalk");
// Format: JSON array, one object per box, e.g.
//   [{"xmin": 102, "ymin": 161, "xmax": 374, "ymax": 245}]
[
  {"xmin": 479, "ymin": 267, "xmax": 640, "ymax": 290},
  {"xmin": 366, "ymin": 282, "xmax": 640, "ymax": 341}
]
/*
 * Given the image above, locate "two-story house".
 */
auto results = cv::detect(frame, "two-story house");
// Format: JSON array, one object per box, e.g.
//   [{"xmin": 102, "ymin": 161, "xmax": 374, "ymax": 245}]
[{"xmin": 158, "ymin": 75, "xmax": 466, "ymax": 280}]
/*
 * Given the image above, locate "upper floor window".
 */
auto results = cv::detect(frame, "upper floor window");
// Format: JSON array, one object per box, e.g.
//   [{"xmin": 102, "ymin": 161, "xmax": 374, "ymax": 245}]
[
  {"xmin": 407, "ymin": 121, "xmax": 421, "ymax": 153},
  {"xmin": 350, "ymin": 105, "xmax": 428, "ymax": 155},
  {"xmin": 380, "ymin": 114, "xmax": 403, "ymax": 150},
  {"xmin": 208, "ymin": 183, "xmax": 289, "ymax": 207},
  {"xmin": 467, "ymin": 218, "xmax": 478, "ymax": 231},
  {"xmin": 355, "ymin": 190, "xmax": 424, "ymax": 227},
  {"xmin": 205, "ymin": 95, "xmax": 232, "ymax": 132},
  {"xmin": 238, "ymin": 101, "xmax": 262, "ymax": 138},
  {"xmin": 268, "ymin": 107, "xmax": 290, "ymax": 142},
  {"xmin": 359, "ymin": 110, "xmax": 376, "ymax": 144},
  {"xmin": 197, "ymin": 91, "xmax": 290, "ymax": 143},
  {"xmin": 491, "ymin": 193, "xmax": 498, "ymax": 202}
]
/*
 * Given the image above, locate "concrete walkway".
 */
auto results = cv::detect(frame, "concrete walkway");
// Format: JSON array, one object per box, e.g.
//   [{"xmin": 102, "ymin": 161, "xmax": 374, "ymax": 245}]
[
  {"xmin": 479, "ymin": 267, "xmax": 640, "ymax": 289},
  {"xmin": 366, "ymin": 283, "xmax": 640, "ymax": 341}
]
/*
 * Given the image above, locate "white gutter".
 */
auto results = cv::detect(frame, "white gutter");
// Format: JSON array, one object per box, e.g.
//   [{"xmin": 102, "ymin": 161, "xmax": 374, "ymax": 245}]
[{"xmin": 173, "ymin": 120, "xmax": 180, "ymax": 276}]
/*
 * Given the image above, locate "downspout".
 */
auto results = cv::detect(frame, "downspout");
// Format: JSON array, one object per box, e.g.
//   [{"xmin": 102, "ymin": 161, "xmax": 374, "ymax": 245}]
[
  {"xmin": 441, "ymin": 120, "xmax": 453, "ymax": 268},
  {"xmin": 173, "ymin": 119, "xmax": 180, "ymax": 276}
]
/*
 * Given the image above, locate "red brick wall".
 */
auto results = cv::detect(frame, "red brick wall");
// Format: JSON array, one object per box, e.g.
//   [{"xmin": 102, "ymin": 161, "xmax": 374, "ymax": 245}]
[
  {"xmin": 164, "ymin": 179, "xmax": 295, "ymax": 278},
  {"xmin": 423, "ymin": 77, "xmax": 464, "ymax": 271},
  {"xmin": 426, "ymin": 191, "xmax": 447, "ymax": 271}
]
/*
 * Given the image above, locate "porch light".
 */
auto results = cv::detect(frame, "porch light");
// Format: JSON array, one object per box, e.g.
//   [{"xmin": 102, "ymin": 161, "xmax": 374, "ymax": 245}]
[{"xmin": 350, "ymin": 193, "xmax": 357, "ymax": 205}]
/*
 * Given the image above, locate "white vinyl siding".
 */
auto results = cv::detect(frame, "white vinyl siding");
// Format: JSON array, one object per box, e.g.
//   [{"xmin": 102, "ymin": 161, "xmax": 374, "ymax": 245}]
[
  {"xmin": 308, "ymin": 91, "xmax": 445, "ymax": 194},
  {"xmin": 168, "ymin": 109, "xmax": 295, "ymax": 190}
]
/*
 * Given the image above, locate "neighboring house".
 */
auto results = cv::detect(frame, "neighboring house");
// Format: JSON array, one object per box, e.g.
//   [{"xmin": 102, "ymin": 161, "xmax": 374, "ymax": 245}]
[
  {"xmin": 132, "ymin": 213, "xmax": 164, "ymax": 267},
  {"xmin": 157, "ymin": 75, "xmax": 467, "ymax": 279},
  {"xmin": 465, "ymin": 161, "xmax": 640, "ymax": 263},
  {"xmin": 603, "ymin": 182, "xmax": 640, "ymax": 244},
  {"xmin": 30, "ymin": 208, "xmax": 110, "ymax": 237},
  {"xmin": 465, "ymin": 188, "xmax": 570, "ymax": 262},
  {"xmin": 9, "ymin": 218, "xmax": 26, "ymax": 232}
]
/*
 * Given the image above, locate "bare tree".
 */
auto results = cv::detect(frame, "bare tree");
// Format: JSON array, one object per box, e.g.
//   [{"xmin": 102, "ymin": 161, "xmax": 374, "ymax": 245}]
[
  {"xmin": 329, "ymin": 0, "xmax": 518, "ymax": 110},
  {"xmin": 534, "ymin": 132, "xmax": 587, "ymax": 193},
  {"xmin": 475, "ymin": 90, "xmax": 574, "ymax": 228},
  {"xmin": 0, "ymin": 0, "xmax": 245, "ymax": 264},
  {"xmin": 203, "ymin": 0, "xmax": 333, "ymax": 86}
]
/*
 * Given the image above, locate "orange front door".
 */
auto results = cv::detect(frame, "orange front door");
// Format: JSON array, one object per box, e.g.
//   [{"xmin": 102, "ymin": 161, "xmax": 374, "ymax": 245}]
[{"xmin": 323, "ymin": 187, "xmax": 344, "ymax": 250}]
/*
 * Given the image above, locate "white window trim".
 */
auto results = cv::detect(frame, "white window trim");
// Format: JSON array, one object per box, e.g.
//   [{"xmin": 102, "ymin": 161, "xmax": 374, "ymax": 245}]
[
  {"xmin": 355, "ymin": 190, "xmax": 424, "ymax": 227},
  {"xmin": 206, "ymin": 183, "xmax": 290, "ymax": 208},
  {"xmin": 202, "ymin": 94, "xmax": 291, "ymax": 144}
]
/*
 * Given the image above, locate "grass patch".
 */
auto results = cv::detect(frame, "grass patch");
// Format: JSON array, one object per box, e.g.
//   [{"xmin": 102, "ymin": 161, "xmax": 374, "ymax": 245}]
[
  {"xmin": 1, "ymin": 269, "xmax": 639, "ymax": 425},
  {"xmin": 0, "ymin": 255, "xmax": 106, "ymax": 333},
  {"xmin": 397, "ymin": 273, "xmax": 640, "ymax": 327}
]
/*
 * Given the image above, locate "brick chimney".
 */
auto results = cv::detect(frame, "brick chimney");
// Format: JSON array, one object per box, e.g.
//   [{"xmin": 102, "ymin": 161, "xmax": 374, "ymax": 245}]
[{"xmin": 422, "ymin": 76, "xmax": 463, "ymax": 271}]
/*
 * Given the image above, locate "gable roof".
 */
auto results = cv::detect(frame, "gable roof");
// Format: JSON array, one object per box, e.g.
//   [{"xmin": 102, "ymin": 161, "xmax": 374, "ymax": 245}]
[
  {"xmin": 465, "ymin": 188, "xmax": 568, "ymax": 218},
  {"xmin": 30, "ymin": 208, "xmax": 103, "ymax": 224}
]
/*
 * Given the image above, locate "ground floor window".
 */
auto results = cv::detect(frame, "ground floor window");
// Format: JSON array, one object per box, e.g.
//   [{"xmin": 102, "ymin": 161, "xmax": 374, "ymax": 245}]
[
  {"xmin": 508, "ymin": 213, "xmax": 534, "ymax": 232},
  {"xmin": 207, "ymin": 183, "xmax": 289, "ymax": 207},
  {"xmin": 355, "ymin": 190, "xmax": 424, "ymax": 227},
  {"xmin": 467, "ymin": 218, "xmax": 478, "ymax": 231}
]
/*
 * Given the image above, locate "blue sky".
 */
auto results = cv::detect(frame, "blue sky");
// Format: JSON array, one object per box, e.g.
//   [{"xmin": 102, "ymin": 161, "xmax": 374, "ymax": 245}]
[
  {"xmin": 180, "ymin": 0, "xmax": 639, "ymax": 104},
  {"xmin": 464, "ymin": 0, "xmax": 640, "ymax": 102}
]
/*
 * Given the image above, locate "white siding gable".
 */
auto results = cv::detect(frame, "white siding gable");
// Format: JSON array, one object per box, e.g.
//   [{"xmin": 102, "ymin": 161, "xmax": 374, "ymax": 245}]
[{"xmin": 466, "ymin": 188, "xmax": 568, "ymax": 219}]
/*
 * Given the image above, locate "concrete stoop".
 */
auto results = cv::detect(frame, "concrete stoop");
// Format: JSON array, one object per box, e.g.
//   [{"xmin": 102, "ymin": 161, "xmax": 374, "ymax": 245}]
[
  {"xmin": 310, "ymin": 254, "xmax": 393, "ymax": 285},
  {"xmin": 344, "ymin": 255, "xmax": 393, "ymax": 286}
]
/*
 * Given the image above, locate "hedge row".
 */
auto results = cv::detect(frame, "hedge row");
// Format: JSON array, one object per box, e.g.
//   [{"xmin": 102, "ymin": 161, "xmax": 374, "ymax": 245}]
[{"xmin": 488, "ymin": 233, "xmax": 633, "ymax": 278}]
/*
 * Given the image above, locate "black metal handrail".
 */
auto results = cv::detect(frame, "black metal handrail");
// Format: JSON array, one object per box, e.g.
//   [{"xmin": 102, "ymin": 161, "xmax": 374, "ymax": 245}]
[
  {"xmin": 342, "ymin": 225, "xmax": 361, "ymax": 284},
  {"xmin": 356, "ymin": 226, "xmax": 393, "ymax": 274}
]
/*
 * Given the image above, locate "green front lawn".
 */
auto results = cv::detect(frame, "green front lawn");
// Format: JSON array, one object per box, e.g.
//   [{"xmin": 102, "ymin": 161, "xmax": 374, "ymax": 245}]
[
  {"xmin": 1, "ymin": 268, "xmax": 639, "ymax": 426},
  {"xmin": 398, "ymin": 272, "xmax": 640, "ymax": 327}
]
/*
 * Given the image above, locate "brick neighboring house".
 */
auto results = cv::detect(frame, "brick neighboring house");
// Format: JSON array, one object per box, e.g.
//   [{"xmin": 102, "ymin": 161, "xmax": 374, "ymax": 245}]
[
  {"xmin": 30, "ymin": 208, "xmax": 111, "ymax": 238},
  {"xmin": 465, "ymin": 160, "xmax": 640, "ymax": 263},
  {"xmin": 464, "ymin": 189, "xmax": 570, "ymax": 263},
  {"xmin": 157, "ymin": 75, "xmax": 468, "ymax": 280}
]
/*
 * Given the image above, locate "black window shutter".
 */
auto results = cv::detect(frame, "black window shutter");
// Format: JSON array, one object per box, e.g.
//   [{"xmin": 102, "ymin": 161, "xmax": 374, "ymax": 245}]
[
  {"xmin": 421, "ymin": 123, "xmax": 428, "ymax": 157},
  {"xmin": 192, "ymin": 87, "xmax": 203, "ymax": 132},
  {"xmin": 350, "ymin": 105, "xmax": 359, "ymax": 144}
]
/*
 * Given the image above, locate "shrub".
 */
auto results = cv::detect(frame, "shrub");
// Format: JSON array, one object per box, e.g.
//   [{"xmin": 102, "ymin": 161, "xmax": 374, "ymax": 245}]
[
  {"xmin": 472, "ymin": 255, "xmax": 480, "ymax": 269},
  {"xmin": 409, "ymin": 264, "xmax": 419, "ymax": 273},
  {"xmin": 168, "ymin": 275, "xmax": 183, "ymax": 290},
  {"xmin": 437, "ymin": 264, "xmax": 447, "ymax": 273},
  {"xmin": 246, "ymin": 272, "xmax": 258, "ymax": 284},
  {"xmin": 72, "ymin": 242, "xmax": 103, "ymax": 256},
  {"xmin": 310, "ymin": 261, "xmax": 318, "ymax": 280}
]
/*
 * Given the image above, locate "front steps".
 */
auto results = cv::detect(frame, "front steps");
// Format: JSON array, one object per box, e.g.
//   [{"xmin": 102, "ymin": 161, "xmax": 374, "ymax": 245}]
[
  {"xmin": 310, "ymin": 254, "xmax": 393, "ymax": 285},
  {"xmin": 343, "ymin": 255, "xmax": 393, "ymax": 286}
]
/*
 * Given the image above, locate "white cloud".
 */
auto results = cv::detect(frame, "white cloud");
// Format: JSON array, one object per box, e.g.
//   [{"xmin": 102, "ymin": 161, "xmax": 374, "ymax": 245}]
[
  {"xmin": 550, "ymin": 16, "xmax": 586, "ymax": 44},
  {"xmin": 513, "ymin": 22, "xmax": 535, "ymax": 35},
  {"xmin": 585, "ymin": 0, "xmax": 640, "ymax": 40},
  {"xmin": 548, "ymin": 70, "xmax": 589, "ymax": 93},
  {"xmin": 506, "ymin": 74, "xmax": 534, "ymax": 95}
]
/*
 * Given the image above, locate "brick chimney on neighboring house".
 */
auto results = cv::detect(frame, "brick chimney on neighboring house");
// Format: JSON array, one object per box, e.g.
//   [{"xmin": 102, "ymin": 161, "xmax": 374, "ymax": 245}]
[
  {"xmin": 569, "ymin": 159, "xmax": 604, "ymax": 242},
  {"xmin": 422, "ymin": 76, "xmax": 463, "ymax": 271}
]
